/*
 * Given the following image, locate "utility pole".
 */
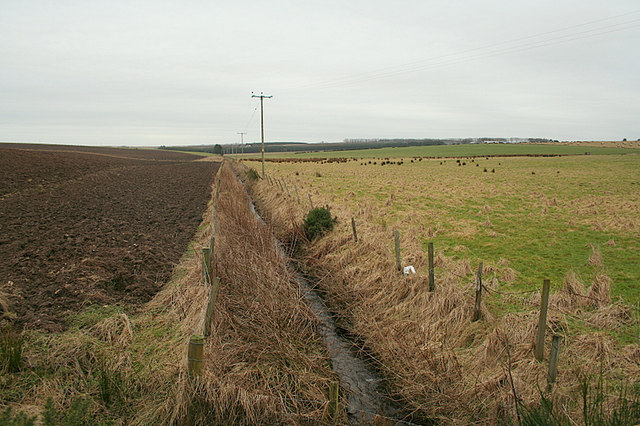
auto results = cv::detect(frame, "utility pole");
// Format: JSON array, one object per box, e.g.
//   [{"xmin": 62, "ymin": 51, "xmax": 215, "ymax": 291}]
[
  {"xmin": 237, "ymin": 132, "xmax": 246, "ymax": 155},
  {"xmin": 251, "ymin": 92, "xmax": 272, "ymax": 178}
]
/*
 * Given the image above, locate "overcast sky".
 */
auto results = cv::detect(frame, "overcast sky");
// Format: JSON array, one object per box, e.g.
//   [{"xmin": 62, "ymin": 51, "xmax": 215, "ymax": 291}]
[{"xmin": 1, "ymin": 1, "xmax": 639, "ymax": 146}]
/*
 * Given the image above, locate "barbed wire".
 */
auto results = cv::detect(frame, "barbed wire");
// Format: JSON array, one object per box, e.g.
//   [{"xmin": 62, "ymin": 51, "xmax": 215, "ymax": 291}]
[
  {"xmin": 482, "ymin": 284, "xmax": 539, "ymax": 297},
  {"xmin": 558, "ymin": 308, "xmax": 639, "ymax": 342}
]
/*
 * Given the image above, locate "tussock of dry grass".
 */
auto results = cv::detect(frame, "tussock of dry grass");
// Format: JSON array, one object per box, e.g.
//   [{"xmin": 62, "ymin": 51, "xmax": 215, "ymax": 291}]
[
  {"xmin": 248, "ymin": 163, "xmax": 640, "ymax": 423},
  {"xmin": 588, "ymin": 244, "xmax": 603, "ymax": 267},
  {"xmin": 587, "ymin": 273, "xmax": 612, "ymax": 308}
]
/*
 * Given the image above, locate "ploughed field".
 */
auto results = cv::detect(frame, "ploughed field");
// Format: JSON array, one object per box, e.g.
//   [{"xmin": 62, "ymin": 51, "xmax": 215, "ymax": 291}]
[{"xmin": 0, "ymin": 145, "xmax": 217, "ymax": 331}]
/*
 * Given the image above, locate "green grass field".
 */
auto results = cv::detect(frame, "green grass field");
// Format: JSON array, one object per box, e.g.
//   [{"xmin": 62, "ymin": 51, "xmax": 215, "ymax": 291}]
[
  {"xmin": 236, "ymin": 143, "xmax": 640, "ymax": 159},
  {"xmin": 246, "ymin": 153, "xmax": 640, "ymax": 329}
]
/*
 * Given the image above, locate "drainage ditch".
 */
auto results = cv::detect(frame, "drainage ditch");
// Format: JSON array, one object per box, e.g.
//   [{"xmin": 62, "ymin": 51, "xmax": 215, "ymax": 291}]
[{"xmin": 248, "ymin": 200, "xmax": 408, "ymax": 424}]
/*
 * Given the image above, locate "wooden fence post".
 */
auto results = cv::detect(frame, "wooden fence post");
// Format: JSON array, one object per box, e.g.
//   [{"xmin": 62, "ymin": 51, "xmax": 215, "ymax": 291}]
[
  {"xmin": 547, "ymin": 334, "xmax": 561, "ymax": 390},
  {"xmin": 535, "ymin": 279, "xmax": 551, "ymax": 361},
  {"xmin": 351, "ymin": 217, "xmax": 358, "ymax": 242},
  {"xmin": 328, "ymin": 381, "xmax": 340, "ymax": 420},
  {"xmin": 394, "ymin": 230, "xmax": 401, "ymax": 271},
  {"xmin": 203, "ymin": 277, "xmax": 220, "ymax": 338},
  {"xmin": 308, "ymin": 193, "xmax": 314, "ymax": 209},
  {"xmin": 472, "ymin": 262, "xmax": 483, "ymax": 321},
  {"xmin": 187, "ymin": 335, "xmax": 204, "ymax": 378},
  {"xmin": 202, "ymin": 247, "xmax": 211, "ymax": 285},
  {"xmin": 283, "ymin": 179, "xmax": 291, "ymax": 197},
  {"xmin": 428, "ymin": 242, "xmax": 435, "ymax": 291}
]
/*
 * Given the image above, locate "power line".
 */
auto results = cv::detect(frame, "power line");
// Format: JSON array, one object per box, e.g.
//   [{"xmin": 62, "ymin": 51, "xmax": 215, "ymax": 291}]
[
  {"xmin": 242, "ymin": 102, "xmax": 259, "ymax": 134},
  {"xmin": 280, "ymin": 10, "xmax": 640, "ymax": 93}
]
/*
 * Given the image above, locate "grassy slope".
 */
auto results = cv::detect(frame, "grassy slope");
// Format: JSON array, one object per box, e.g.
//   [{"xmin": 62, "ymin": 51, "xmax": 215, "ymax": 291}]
[
  {"xmin": 244, "ymin": 154, "xmax": 640, "ymax": 341},
  {"xmin": 237, "ymin": 143, "xmax": 640, "ymax": 159}
]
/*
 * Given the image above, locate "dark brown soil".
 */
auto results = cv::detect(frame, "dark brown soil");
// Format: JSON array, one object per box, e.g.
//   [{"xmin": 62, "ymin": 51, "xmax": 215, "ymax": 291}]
[
  {"xmin": 0, "ymin": 146, "xmax": 218, "ymax": 331},
  {"xmin": 0, "ymin": 143, "xmax": 201, "ymax": 161}
]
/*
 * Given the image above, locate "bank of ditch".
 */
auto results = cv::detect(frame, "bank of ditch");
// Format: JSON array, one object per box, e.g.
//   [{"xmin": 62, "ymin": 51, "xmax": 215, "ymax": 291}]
[
  {"xmin": 242, "ymin": 161, "xmax": 640, "ymax": 424},
  {"xmin": 1, "ymin": 160, "xmax": 340, "ymax": 424}
]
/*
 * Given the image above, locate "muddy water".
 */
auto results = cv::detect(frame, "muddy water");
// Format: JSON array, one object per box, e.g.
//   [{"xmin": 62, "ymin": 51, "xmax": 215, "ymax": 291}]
[
  {"xmin": 295, "ymin": 273, "xmax": 393, "ymax": 423},
  {"xmin": 248, "ymin": 202, "xmax": 400, "ymax": 424}
]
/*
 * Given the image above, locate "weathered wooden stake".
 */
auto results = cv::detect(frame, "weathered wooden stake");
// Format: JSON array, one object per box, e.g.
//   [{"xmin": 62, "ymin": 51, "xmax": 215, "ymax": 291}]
[
  {"xmin": 394, "ymin": 230, "xmax": 401, "ymax": 271},
  {"xmin": 294, "ymin": 185, "xmax": 300, "ymax": 203},
  {"xmin": 308, "ymin": 193, "xmax": 314, "ymax": 209},
  {"xmin": 535, "ymin": 279, "xmax": 551, "ymax": 361},
  {"xmin": 428, "ymin": 242, "xmax": 435, "ymax": 291},
  {"xmin": 202, "ymin": 247, "xmax": 211, "ymax": 285},
  {"xmin": 187, "ymin": 334, "xmax": 204, "ymax": 378},
  {"xmin": 472, "ymin": 262, "xmax": 483, "ymax": 322},
  {"xmin": 203, "ymin": 277, "xmax": 220, "ymax": 337},
  {"xmin": 547, "ymin": 334, "xmax": 561, "ymax": 390},
  {"xmin": 351, "ymin": 217, "xmax": 358, "ymax": 242},
  {"xmin": 328, "ymin": 381, "xmax": 340, "ymax": 420},
  {"xmin": 283, "ymin": 179, "xmax": 291, "ymax": 197}
]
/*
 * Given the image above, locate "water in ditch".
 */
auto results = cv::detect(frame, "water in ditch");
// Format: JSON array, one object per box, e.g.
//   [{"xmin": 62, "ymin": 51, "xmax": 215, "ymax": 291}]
[{"xmin": 249, "ymin": 202, "xmax": 403, "ymax": 424}]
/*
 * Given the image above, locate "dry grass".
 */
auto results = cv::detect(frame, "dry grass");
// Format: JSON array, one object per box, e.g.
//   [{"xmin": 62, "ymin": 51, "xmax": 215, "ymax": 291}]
[
  {"xmin": 246, "ymin": 161, "xmax": 640, "ymax": 424},
  {"xmin": 2, "ymin": 160, "xmax": 337, "ymax": 424},
  {"xmin": 0, "ymin": 290, "xmax": 15, "ymax": 320}
]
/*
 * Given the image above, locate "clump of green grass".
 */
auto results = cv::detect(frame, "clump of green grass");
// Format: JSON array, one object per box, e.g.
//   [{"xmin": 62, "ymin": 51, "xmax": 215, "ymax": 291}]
[
  {"xmin": 0, "ymin": 406, "xmax": 36, "ymax": 425},
  {"xmin": 41, "ymin": 397, "xmax": 92, "ymax": 426},
  {"xmin": 95, "ymin": 360, "xmax": 126, "ymax": 406},
  {"xmin": 246, "ymin": 168, "xmax": 260, "ymax": 181},
  {"xmin": 511, "ymin": 376, "xmax": 640, "ymax": 426},
  {"xmin": 303, "ymin": 207, "xmax": 335, "ymax": 240},
  {"xmin": 1, "ymin": 324, "xmax": 23, "ymax": 373}
]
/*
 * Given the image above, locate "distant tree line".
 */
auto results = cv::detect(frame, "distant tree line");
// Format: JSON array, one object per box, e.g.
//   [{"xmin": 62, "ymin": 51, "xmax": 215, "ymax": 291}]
[{"xmin": 158, "ymin": 137, "xmax": 556, "ymax": 154}]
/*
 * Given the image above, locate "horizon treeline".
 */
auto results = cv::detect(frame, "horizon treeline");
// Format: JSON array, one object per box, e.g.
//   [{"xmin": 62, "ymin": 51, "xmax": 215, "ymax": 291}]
[{"xmin": 160, "ymin": 137, "xmax": 556, "ymax": 154}]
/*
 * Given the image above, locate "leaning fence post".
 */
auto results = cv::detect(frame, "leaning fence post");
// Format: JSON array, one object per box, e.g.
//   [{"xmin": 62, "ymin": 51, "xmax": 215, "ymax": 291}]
[
  {"xmin": 394, "ymin": 230, "xmax": 401, "ymax": 271},
  {"xmin": 472, "ymin": 262, "xmax": 483, "ymax": 321},
  {"xmin": 351, "ymin": 217, "xmax": 358, "ymax": 242},
  {"xmin": 187, "ymin": 335, "xmax": 204, "ymax": 378},
  {"xmin": 281, "ymin": 179, "xmax": 289, "ymax": 196},
  {"xmin": 308, "ymin": 193, "xmax": 314, "ymax": 209},
  {"xmin": 535, "ymin": 279, "xmax": 551, "ymax": 361},
  {"xmin": 202, "ymin": 247, "xmax": 211, "ymax": 285},
  {"xmin": 428, "ymin": 242, "xmax": 435, "ymax": 291},
  {"xmin": 547, "ymin": 334, "xmax": 561, "ymax": 390},
  {"xmin": 203, "ymin": 277, "xmax": 220, "ymax": 338},
  {"xmin": 328, "ymin": 381, "xmax": 340, "ymax": 420}
]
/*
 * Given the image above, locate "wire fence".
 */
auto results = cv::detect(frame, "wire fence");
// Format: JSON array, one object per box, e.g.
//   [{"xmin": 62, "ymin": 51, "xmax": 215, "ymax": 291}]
[{"xmin": 218, "ymin": 160, "xmax": 639, "ymax": 423}]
